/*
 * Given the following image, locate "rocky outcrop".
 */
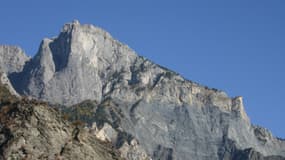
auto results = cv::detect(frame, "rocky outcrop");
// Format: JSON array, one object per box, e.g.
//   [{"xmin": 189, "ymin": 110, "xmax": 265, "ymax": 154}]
[
  {"xmin": 10, "ymin": 20, "xmax": 136, "ymax": 104},
  {"xmin": 0, "ymin": 73, "xmax": 18, "ymax": 105},
  {"xmin": 0, "ymin": 45, "xmax": 29, "ymax": 97},
  {"xmin": 0, "ymin": 45, "xmax": 29, "ymax": 74},
  {"xmin": 0, "ymin": 72, "xmax": 19, "ymax": 97},
  {"xmin": 0, "ymin": 80, "xmax": 122, "ymax": 160},
  {"xmin": 91, "ymin": 123, "xmax": 151, "ymax": 160},
  {"xmin": 3, "ymin": 21, "xmax": 285, "ymax": 160},
  {"xmin": 219, "ymin": 137, "xmax": 285, "ymax": 160},
  {"xmin": 62, "ymin": 100, "xmax": 151, "ymax": 160}
]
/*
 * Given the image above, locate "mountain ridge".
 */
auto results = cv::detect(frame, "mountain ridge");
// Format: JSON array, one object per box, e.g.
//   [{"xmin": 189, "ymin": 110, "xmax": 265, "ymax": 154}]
[{"xmin": 1, "ymin": 20, "xmax": 285, "ymax": 160}]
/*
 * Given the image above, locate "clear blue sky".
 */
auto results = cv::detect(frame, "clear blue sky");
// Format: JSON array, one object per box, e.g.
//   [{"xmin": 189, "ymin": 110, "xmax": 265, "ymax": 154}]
[{"xmin": 0, "ymin": 0, "xmax": 284, "ymax": 138}]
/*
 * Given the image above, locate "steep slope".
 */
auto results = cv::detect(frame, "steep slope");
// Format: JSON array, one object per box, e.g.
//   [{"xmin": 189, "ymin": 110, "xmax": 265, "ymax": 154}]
[
  {"xmin": 5, "ymin": 21, "xmax": 285, "ymax": 160},
  {"xmin": 0, "ymin": 45, "xmax": 29, "ymax": 97},
  {"xmin": 10, "ymin": 20, "xmax": 137, "ymax": 104},
  {"xmin": 0, "ymin": 72, "xmax": 19, "ymax": 97},
  {"xmin": 61, "ymin": 100, "xmax": 151, "ymax": 160},
  {"xmin": 0, "ymin": 75, "xmax": 122, "ymax": 160}
]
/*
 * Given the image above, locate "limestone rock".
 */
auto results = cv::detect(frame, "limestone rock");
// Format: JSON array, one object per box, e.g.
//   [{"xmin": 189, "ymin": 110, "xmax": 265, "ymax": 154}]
[
  {"xmin": 118, "ymin": 138, "xmax": 151, "ymax": 160},
  {"xmin": 11, "ymin": 21, "xmax": 136, "ymax": 104},
  {"xmin": 0, "ymin": 45, "xmax": 29, "ymax": 74},
  {"xmin": 94, "ymin": 123, "xmax": 118, "ymax": 143},
  {"xmin": 0, "ymin": 72, "xmax": 19, "ymax": 97},
  {"xmin": 4, "ymin": 21, "xmax": 285, "ymax": 160},
  {"xmin": 90, "ymin": 122, "xmax": 151, "ymax": 160},
  {"xmin": 0, "ymin": 45, "xmax": 29, "ymax": 97}
]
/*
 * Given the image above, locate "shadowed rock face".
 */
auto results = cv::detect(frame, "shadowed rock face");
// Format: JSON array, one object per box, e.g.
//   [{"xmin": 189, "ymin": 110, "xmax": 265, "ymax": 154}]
[
  {"xmin": 0, "ymin": 45, "xmax": 29, "ymax": 98},
  {"xmin": 1, "ymin": 21, "xmax": 285, "ymax": 160}
]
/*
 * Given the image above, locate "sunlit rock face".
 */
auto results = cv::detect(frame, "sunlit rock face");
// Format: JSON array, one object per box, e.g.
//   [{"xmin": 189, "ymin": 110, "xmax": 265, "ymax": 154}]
[
  {"xmin": 3, "ymin": 21, "xmax": 285, "ymax": 160},
  {"xmin": 0, "ymin": 45, "xmax": 29, "ymax": 74},
  {"xmin": 10, "ymin": 20, "xmax": 137, "ymax": 105}
]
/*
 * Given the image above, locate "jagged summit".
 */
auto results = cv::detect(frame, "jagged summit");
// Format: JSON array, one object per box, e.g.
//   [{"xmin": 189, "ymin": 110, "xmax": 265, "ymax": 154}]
[
  {"xmin": 61, "ymin": 19, "xmax": 113, "ymax": 42},
  {"xmin": 72, "ymin": 19, "xmax": 80, "ymax": 25},
  {"xmin": 10, "ymin": 21, "xmax": 137, "ymax": 104},
  {"xmin": 62, "ymin": 19, "xmax": 81, "ymax": 30},
  {"xmin": 1, "ymin": 21, "xmax": 285, "ymax": 160}
]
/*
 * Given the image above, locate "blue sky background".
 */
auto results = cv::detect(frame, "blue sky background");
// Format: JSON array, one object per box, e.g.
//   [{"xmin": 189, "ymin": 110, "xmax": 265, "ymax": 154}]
[{"xmin": 0, "ymin": 0, "xmax": 284, "ymax": 137}]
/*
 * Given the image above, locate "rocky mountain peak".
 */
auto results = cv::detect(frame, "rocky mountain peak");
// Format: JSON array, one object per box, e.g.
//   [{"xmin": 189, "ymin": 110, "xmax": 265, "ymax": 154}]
[
  {"xmin": 231, "ymin": 96, "xmax": 249, "ymax": 122},
  {"xmin": 10, "ymin": 21, "xmax": 139, "ymax": 104},
  {"xmin": 1, "ymin": 21, "xmax": 285, "ymax": 160},
  {"xmin": 61, "ymin": 19, "xmax": 80, "ymax": 31}
]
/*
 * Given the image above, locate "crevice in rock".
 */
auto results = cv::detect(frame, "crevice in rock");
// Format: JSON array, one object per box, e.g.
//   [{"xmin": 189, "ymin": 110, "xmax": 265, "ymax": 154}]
[
  {"xmin": 153, "ymin": 145, "xmax": 174, "ymax": 160},
  {"xmin": 49, "ymin": 31, "xmax": 71, "ymax": 72},
  {"xmin": 129, "ymin": 99, "xmax": 142, "ymax": 124},
  {"xmin": 0, "ymin": 127, "xmax": 13, "ymax": 159},
  {"xmin": 72, "ymin": 127, "xmax": 81, "ymax": 142}
]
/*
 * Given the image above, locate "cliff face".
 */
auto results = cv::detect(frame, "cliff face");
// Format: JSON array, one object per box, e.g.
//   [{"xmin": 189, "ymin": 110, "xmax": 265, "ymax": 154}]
[
  {"xmin": 0, "ymin": 45, "xmax": 29, "ymax": 97},
  {"xmin": 1, "ymin": 21, "xmax": 285, "ymax": 160},
  {"xmin": 10, "ymin": 20, "xmax": 137, "ymax": 104}
]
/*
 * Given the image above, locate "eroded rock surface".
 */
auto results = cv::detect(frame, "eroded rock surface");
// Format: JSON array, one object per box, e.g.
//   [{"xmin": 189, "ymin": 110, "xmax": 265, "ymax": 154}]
[
  {"xmin": 0, "ymin": 45, "xmax": 29, "ymax": 74},
  {"xmin": 2, "ymin": 21, "xmax": 285, "ymax": 160}
]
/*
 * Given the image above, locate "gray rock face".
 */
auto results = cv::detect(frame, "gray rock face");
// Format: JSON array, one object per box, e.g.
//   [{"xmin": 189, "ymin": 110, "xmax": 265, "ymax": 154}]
[
  {"xmin": 0, "ymin": 45, "xmax": 29, "ymax": 97},
  {"xmin": 11, "ymin": 20, "xmax": 137, "ymax": 104},
  {"xmin": 0, "ymin": 45, "xmax": 29, "ymax": 74},
  {"xmin": 62, "ymin": 100, "xmax": 151, "ymax": 160},
  {"xmin": 5, "ymin": 21, "xmax": 285, "ymax": 160},
  {"xmin": 0, "ymin": 72, "xmax": 19, "ymax": 97},
  {"xmin": 90, "ymin": 122, "xmax": 151, "ymax": 160}
]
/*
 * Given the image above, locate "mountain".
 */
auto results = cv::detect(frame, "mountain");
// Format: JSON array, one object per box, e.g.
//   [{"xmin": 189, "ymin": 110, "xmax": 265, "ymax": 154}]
[{"xmin": 1, "ymin": 20, "xmax": 285, "ymax": 160}]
